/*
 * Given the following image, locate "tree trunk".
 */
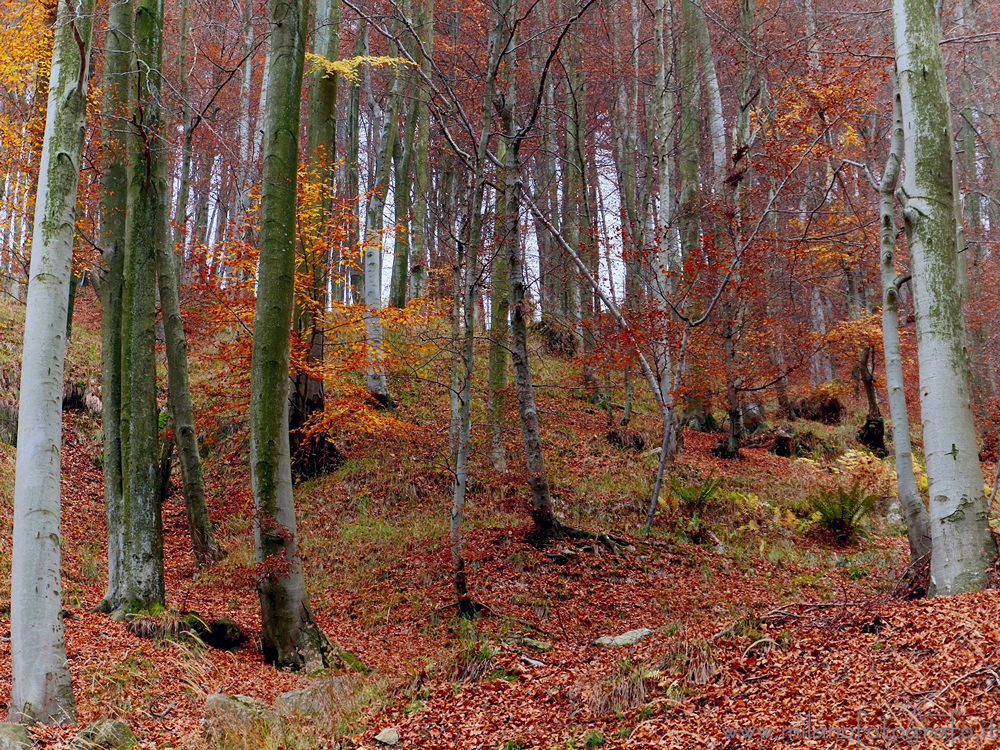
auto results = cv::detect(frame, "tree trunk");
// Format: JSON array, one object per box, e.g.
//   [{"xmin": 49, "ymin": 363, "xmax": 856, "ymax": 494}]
[
  {"xmin": 487, "ymin": 139, "xmax": 510, "ymax": 472},
  {"xmin": 363, "ymin": 42, "xmax": 401, "ymax": 405},
  {"xmin": 409, "ymin": 0, "xmax": 433, "ymax": 299},
  {"xmin": 251, "ymin": 0, "xmax": 329, "ymax": 670},
  {"xmin": 502, "ymin": 54, "xmax": 563, "ymax": 540},
  {"xmin": 893, "ymin": 0, "xmax": 995, "ymax": 594},
  {"xmin": 345, "ymin": 21, "xmax": 365, "ymax": 302},
  {"xmin": 94, "ymin": 0, "xmax": 133, "ymax": 616},
  {"xmin": 509, "ymin": 141, "xmax": 562, "ymax": 542},
  {"xmin": 291, "ymin": 0, "xmax": 341, "ymax": 472},
  {"xmin": 157, "ymin": 213, "xmax": 224, "ymax": 566},
  {"xmin": 120, "ymin": 0, "xmax": 169, "ymax": 613},
  {"xmin": 8, "ymin": 0, "xmax": 95, "ymax": 724},
  {"xmin": 452, "ymin": 4, "xmax": 504, "ymax": 600},
  {"xmin": 389, "ymin": 92, "xmax": 417, "ymax": 308},
  {"xmin": 678, "ymin": 0, "xmax": 701, "ymax": 264},
  {"xmin": 174, "ymin": 0, "xmax": 193, "ymax": 251},
  {"xmin": 878, "ymin": 85, "xmax": 933, "ymax": 558},
  {"xmin": 880, "ymin": 88, "xmax": 932, "ymax": 564}
]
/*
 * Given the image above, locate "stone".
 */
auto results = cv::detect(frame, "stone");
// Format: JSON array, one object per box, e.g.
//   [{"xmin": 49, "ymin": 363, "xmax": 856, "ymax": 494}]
[
  {"xmin": 520, "ymin": 637, "xmax": 552, "ymax": 653},
  {"xmin": 275, "ymin": 676, "xmax": 353, "ymax": 721},
  {"xmin": 71, "ymin": 719, "xmax": 137, "ymax": 749},
  {"xmin": 204, "ymin": 617, "xmax": 246, "ymax": 650},
  {"xmin": 0, "ymin": 724, "xmax": 31, "ymax": 750},
  {"xmin": 374, "ymin": 728, "xmax": 400, "ymax": 746},
  {"xmin": 202, "ymin": 693, "xmax": 282, "ymax": 750},
  {"xmin": 593, "ymin": 628, "xmax": 654, "ymax": 647}
]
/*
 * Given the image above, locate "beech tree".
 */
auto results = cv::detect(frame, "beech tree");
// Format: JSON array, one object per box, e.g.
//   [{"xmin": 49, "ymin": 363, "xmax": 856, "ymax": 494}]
[
  {"xmin": 251, "ymin": 0, "xmax": 328, "ymax": 669},
  {"xmin": 9, "ymin": 0, "xmax": 95, "ymax": 724},
  {"xmin": 95, "ymin": 0, "xmax": 133, "ymax": 614},
  {"xmin": 119, "ymin": 0, "xmax": 169, "ymax": 613},
  {"xmin": 893, "ymin": 0, "xmax": 996, "ymax": 594},
  {"xmin": 876, "ymin": 85, "xmax": 932, "ymax": 562}
]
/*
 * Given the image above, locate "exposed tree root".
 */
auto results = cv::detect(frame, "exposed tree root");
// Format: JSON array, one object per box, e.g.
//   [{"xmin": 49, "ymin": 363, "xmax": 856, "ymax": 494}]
[{"xmin": 526, "ymin": 517, "xmax": 631, "ymax": 554}]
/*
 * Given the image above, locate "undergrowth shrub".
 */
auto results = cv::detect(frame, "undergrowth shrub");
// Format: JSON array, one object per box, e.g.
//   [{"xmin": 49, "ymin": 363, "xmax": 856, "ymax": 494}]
[
  {"xmin": 807, "ymin": 481, "xmax": 877, "ymax": 544},
  {"xmin": 670, "ymin": 474, "xmax": 721, "ymax": 513}
]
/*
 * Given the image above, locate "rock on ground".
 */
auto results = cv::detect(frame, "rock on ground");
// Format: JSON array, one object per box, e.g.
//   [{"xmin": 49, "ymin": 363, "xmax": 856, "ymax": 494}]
[
  {"xmin": 593, "ymin": 628, "xmax": 654, "ymax": 647},
  {"xmin": 374, "ymin": 727, "xmax": 400, "ymax": 745},
  {"xmin": 71, "ymin": 719, "xmax": 137, "ymax": 750},
  {"xmin": 0, "ymin": 724, "xmax": 31, "ymax": 750},
  {"xmin": 202, "ymin": 693, "xmax": 283, "ymax": 750}
]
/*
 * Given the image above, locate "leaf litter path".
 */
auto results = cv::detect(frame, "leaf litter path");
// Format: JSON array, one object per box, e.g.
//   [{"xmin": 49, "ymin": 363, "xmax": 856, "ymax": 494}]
[{"xmin": 3, "ymin": 425, "xmax": 1000, "ymax": 749}]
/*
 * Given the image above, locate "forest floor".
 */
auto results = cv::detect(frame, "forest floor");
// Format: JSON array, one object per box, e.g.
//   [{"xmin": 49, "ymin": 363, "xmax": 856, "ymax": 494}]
[{"xmin": 3, "ymin": 292, "xmax": 1000, "ymax": 749}]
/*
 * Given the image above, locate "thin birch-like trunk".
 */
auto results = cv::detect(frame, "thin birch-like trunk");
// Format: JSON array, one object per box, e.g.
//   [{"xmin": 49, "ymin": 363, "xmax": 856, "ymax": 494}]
[
  {"xmin": 409, "ymin": 0, "xmax": 433, "ymax": 299},
  {"xmin": 157, "ymin": 216, "xmax": 223, "ymax": 566},
  {"xmin": 453, "ymin": 5, "xmax": 504, "ymax": 599},
  {"xmin": 879, "ymin": 85, "xmax": 931, "ymax": 562},
  {"xmin": 487, "ymin": 138, "xmax": 510, "ymax": 472},
  {"xmin": 363, "ymin": 48, "xmax": 401, "ymax": 404}
]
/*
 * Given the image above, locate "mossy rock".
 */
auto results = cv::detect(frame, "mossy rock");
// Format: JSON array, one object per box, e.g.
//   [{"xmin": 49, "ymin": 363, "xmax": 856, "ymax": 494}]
[
  {"xmin": 203, "ymin": 694, "xmax": 283, "ymax": 750},
  {"xmin": 71, "ymin": 719, "xmax": 137, "ymax": 750},
  {"xmin": 0, "ymin": 724, "xmax": 31, "ymax": 750}
]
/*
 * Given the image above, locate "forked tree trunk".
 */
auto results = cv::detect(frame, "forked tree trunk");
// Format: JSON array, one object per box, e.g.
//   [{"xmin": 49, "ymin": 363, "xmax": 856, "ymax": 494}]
[
  {"xmin": 893, "ymin": 0, "xmax": 996, "ymax": 594},
  {"xmin": 879, "ymin": 85, "xmax": 931, "ymax": 562},
  {"xmin": 251, "ymin": 0, "xmax": 329, "ymax": 669},
  {"xmin": 9, "ymin": 0, "xmax": 95, "ymax": 724}
]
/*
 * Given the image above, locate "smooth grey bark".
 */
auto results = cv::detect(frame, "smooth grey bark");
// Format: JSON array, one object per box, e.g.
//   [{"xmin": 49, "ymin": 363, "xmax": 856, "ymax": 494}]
[
  {"xmin": 345, "ymin": 21, "xmax": 365, "ymax": 301},
  {"xmin": 174, "ymin": 0, "xmax": 193, "ymax": 251},
  {"xmin": 409, "ymin": 0, "xmax": 433, "ymax": 299},
  {"xmin": 251, "ymin": 0, "xmax": 328, "ymax": 669},
  {"xmin": 236, "ymin": 0, "xmax": 256, "ymax": 234},
  {"xmin": 610, "ymin": 0, "xmax": 642, "ymax": 312},
  {"xmin": 362, "ymin": 47, "xmax": 401, "ymax": 404},
  {"xmin": 893, "ymin": 0, "xmax": 996, "ymax": 595},
  {"xmin": 878, "ymin": 86, "xmax": 932, "ymax": 562},
  {"xmin": 389, "ymin": 7, "xmax": 418, "ymax": 309},
  {"xmin": 9, "ymin": 0, "xmax": 95, "ymax": 724},
  {"xmin": 678, "ymin": 0, "xmax": 701, "ymax": 265},
  {"xmin": 94, "ymin": 0, "xmax": 133, "ymax": 616}
]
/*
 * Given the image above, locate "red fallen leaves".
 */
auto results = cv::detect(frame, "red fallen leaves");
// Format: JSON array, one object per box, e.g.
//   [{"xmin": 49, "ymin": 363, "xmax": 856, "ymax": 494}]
[{"xmin": 6, "ymin": 340, "xmax": 1000, "ymax": 750}]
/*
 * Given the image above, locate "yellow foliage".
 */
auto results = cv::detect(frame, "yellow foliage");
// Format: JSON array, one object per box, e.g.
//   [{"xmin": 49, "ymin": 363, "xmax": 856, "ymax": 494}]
[{"xmin": 306, "ymin": 53, "xmax": 415, "ymax": 84}]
